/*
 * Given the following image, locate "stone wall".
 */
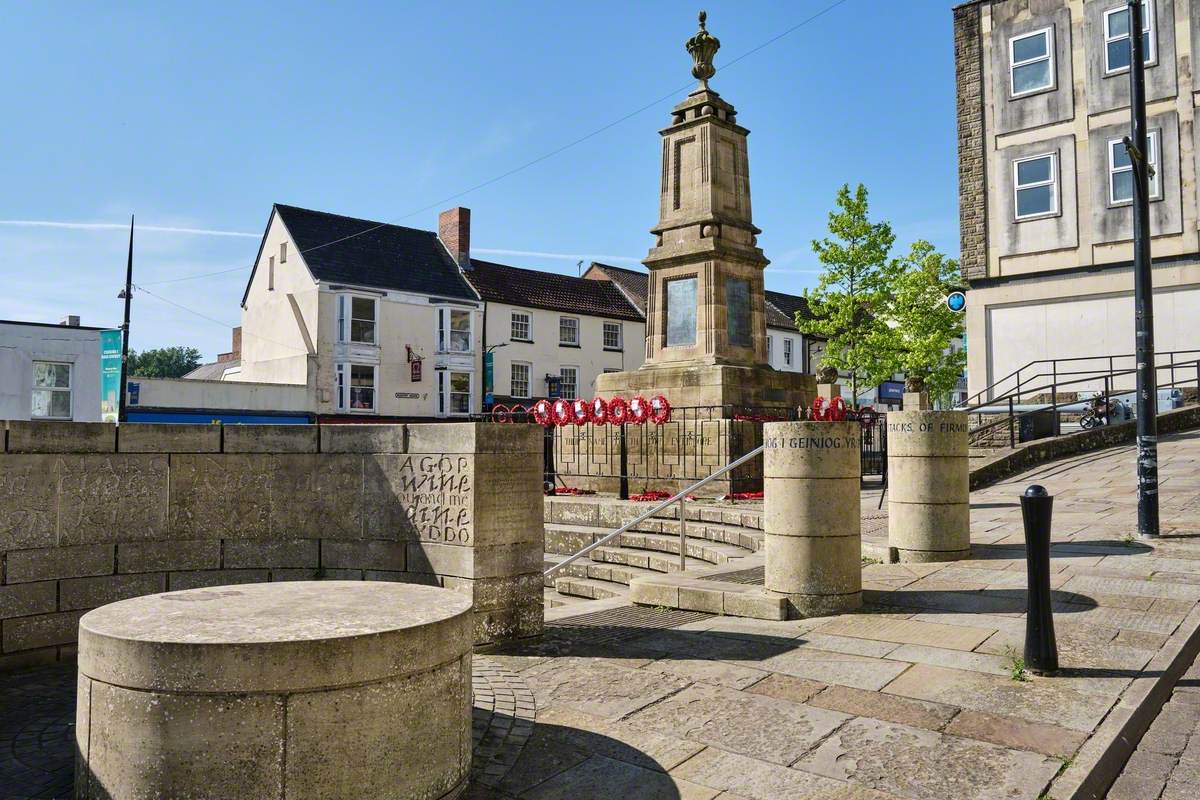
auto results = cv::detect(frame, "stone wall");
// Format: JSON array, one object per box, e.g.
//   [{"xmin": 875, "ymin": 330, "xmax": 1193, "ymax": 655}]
[
  {"xmin": 954, "ymin": 1, "xmax": 986, "ymax": 282},
  {"xmin": 0, "ymin": 421, "xmax": 543, "ymax": 669}
]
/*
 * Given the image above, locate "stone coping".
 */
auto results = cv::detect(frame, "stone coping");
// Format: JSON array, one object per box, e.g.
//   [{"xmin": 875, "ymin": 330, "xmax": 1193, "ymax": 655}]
[{"xmin": 79, "ymin": 581, "xmax": 473, "ymax": 693}]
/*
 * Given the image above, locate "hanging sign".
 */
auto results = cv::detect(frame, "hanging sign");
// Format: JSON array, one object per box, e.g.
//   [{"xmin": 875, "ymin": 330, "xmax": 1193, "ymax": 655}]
[
  {"xmin": 100, "ymin": 329, "xmax": 123, "ymax": 422},
  {"xmin": 411, "ymin": 359, "xmax": 422, "ymax": 382}
]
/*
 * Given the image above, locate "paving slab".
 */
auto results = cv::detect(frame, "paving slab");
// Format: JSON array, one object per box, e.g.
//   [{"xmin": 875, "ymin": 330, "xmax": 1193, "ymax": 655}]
[
  {"xmin": 743, "ymin": 673, "xmax": 827, "ymax": 705},
  {"xmin": 758, "ymin": 647, "xmax": 911, "ymax": 691},
  {"xmin": 811, "ymin": 616, "xmax": 996, "ymax": 652},
  {"xmin": 519, "ymin": 657, "xmax": 690, "ymax": 722},
  {"xmin": 628, "ymin": 682, "xmax": 850, "ymax": 766},
  {"xmin": 794, "ymin": 716, "xmax": 1062, "ymax": 800},
  {"xmin": 805, "ymin": 684, "xmax": 958, "ymax": 732},
  {"xmin": 944, "ymin": 709, "xmax": 1087, "ymax": 758},
  {"xmin": 521, "ymin": 753, "xmax": 721, "ymax": 800},
  {"xmin": 884, "ymin": 663, "xmax": 1118, "ymax": 733},
  {"xmin": 670, "ymin": 747, "xmax": 907, "ymax": 800}
]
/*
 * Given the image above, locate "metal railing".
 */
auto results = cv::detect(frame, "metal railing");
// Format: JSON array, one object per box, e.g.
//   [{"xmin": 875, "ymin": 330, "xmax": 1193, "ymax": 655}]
[
  {"xmin": 957, "ymin": 354, "xmax": 1200, "ymax": 448},
  {"xmin": 962, "ymin": 349, "xmax": 1200, "ymax": 407},
  {"xmin": 543, "ymin": 444, "xmax": 767, "ymax": 580}
]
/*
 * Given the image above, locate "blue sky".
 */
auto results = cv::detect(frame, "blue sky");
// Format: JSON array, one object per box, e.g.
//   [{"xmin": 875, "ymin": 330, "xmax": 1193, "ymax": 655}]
[{"xmin": 0, "ymin": 1, "xmax": 958, "ymax": 360}]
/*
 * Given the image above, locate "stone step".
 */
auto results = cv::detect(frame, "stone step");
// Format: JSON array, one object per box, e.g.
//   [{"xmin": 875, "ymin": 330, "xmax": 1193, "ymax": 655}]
[
  {"xmin": 545, "ymin": 522, "xmax": 763, "ymax": 557},
  {"xmin": 542, "ymin": 587, "xmax": 590, "ymax": 609},
  {"xmin": 629, "ymin": 575, "xmax": 787, "ymax": 620},
  {"xmin": 541, "ymin": 555, "xmax": 590, "ymax": 587},
  {"xmin": 553, "ymin": 576, "xmax": 624, "ymax": 600},
  {"xmin": 545, "ymin": 497, "xmax": 763, "ymax": 531},
  {"xmin": 587, "ymin": 544, "xmax": 705, "ymax": 574}
]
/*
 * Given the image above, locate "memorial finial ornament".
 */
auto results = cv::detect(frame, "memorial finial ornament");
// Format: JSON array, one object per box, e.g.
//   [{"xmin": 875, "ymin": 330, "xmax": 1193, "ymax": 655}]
[{"xmin": 687, "ymin": 10, "xmax": 720, "ymax": 90}]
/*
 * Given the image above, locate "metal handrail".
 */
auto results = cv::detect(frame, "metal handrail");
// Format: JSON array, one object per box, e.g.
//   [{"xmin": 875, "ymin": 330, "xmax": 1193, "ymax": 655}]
[
  {"xmin": 963, "ymin": 360, "xmax": 1199, "ymax": 446},
  {"xmin": 543, "ymin": 443, "xmax": 767, "ymax": 579},
  {"xmin": 961, "ymin": 348, "xmax": 1200, "ymax": 406}
]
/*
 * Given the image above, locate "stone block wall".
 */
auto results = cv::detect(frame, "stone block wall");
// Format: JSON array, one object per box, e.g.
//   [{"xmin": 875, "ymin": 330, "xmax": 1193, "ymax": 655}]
[
  {"xmin": 955, "ymin": 1, "xmax": 987, "ymax": 282},
  {"xmin": 0, "ymin": 421, "xmax": 544, "ymax": 669}
]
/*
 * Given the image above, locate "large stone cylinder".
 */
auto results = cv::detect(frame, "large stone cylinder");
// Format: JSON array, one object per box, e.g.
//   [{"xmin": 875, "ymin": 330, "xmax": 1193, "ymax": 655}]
[
  {"xmin": 763, "ymin": 421, "xmax": 862, "ymax": 617},
  {"xmin": 76, "ymin": 581, "xmax": 473, "ymax": 800},
  {"xmin": 887, "ymin": 410, "xmax": 970, "ymax": 562}
]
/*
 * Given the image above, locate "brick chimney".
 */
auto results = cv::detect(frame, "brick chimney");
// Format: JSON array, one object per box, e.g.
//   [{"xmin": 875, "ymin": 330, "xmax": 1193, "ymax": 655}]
[
  {"xmin": 438, "ymin": 207, "xmax": 471, "ymax": 270},
  {"xmin": 218, "ymin": 326, "xmax": 242, "ymax": 363}
]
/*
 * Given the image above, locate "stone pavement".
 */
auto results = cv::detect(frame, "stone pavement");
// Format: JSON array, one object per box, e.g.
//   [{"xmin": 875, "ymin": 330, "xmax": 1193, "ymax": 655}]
[
  {"xmin": 1106, "ymin": 653, "xmax": 1200, "ymax": 800},
  {"xmin": 479, "ymin": 430, "xmax": 1200, "ymax": 799},
  {"xmin": 4, "ymin": 431, "xmax": 1200, "ymax": 799}
]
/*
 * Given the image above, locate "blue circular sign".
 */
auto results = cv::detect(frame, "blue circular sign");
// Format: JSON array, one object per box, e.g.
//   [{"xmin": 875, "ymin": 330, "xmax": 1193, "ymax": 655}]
[{"xmin": 946, "ymin": 291, "xmax": 966, "ymax": 312}]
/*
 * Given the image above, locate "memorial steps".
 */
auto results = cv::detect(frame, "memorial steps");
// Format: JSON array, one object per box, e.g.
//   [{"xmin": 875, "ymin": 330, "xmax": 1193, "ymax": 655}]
[{"xmin": 542, "ymin": 497, "xmax": 765, "ymax": 606}]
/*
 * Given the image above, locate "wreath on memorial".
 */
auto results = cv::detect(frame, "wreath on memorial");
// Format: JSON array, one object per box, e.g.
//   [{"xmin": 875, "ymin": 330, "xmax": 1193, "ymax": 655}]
[
  {"xmin": 551, "ymin": 398, "xmax": 572, "ymax": 427},
  {"xmin": 590, "ymin": 397, "xmax": 609, "ymax": 425},
  {"xmin": 608, "ymin": 397, "xmax": 630, "ymax": 425},
  {"xmin": 571, "ymin": 399, "xmax": 591, "ymax": 426},
  {"xmin": 649, "ymin": 395, "xmax": 672, "ymax": 425},
  {"xmin": 533, "ymin": 399, "xmax": 554, "ymax": 427},
  {"xmin": 629, "ymin": 395, "xmax": 650, "ymax": 425}
]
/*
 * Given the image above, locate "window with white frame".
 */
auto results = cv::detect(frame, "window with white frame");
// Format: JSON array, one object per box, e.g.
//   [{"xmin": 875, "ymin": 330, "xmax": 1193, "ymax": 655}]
[
  {"xmin": 783, "ymin": 338, "xmax": 793, "ymax": 367},
  {"xmin": 603, "ymin": 321, "xmax": 622, "ymax": 350},
  {"xmin": 511, "ymin": 362, "xmax": 530, "ymax": 398},
  {"xmin": 438, "ymin": 371, "xmax": 471, "ymax": 415},
  {"xmin": 559, "ymin": 366, "xmax": 578, "ymax": 400},
  {"xmin": 337, "ymin": 295, "xmax": 377, "ymax": 344},
  {"xmin": 1009, "ymin": 27, "xmax": 1054, "ymax": 97},
  {"xmin": 268, "ymin": 256, "xmax": 275, "ymax": 291},
  {"xmin": 559, "ymin": 316, "xmax": 579, "ymax": 346},
  {"xmin": 1013, "ymin": 153, "xmax": 1058, "ymax": 220},
  {"xmin": 280, "ymin": 242, "xmax": 287, "ymax": 263},
  {"xmin": 1104, "ymin": 1, "xmax": 1155, "ymax": 75},
  {"xmin": 511, "ymin": 311, "xmax": 531, "ymax": 341},
  {"xmin": 335, "ymin": 363, "xmax": 376, "ymax": 412},
  {"xmin": 31, "ymin": 362, "xmax": 71, "ymax": 419},
  {"xmin": 766, "ymin": 335, "xmax": 773, "ymax": 363},
  {"xmin": 438, "ymin": 308, "xmax": 472, "ymax": 353},
  {"xmin": 1108, "ymin": 131, "xmax": 1161, "ymax": 205}
]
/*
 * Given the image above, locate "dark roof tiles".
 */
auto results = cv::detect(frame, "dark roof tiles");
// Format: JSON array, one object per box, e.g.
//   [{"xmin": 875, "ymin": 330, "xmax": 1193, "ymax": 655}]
[
  {"xmin": 465, "ymin": 260, "xmax": 642, "ymax": 321},
  {"xmin": 273, "ymin": 204, "xmax": 478, "ymax": 300}
]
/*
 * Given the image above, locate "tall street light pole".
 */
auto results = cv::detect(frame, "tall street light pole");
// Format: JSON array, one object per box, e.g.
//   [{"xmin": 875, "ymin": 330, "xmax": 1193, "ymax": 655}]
[
  {"xmin": 117, "ymin": 215, "xmax": 134, "ymax": 424},
  {"xmin": 1125, "ymin": 0, "xmax": 1159, "ymax": 538}
]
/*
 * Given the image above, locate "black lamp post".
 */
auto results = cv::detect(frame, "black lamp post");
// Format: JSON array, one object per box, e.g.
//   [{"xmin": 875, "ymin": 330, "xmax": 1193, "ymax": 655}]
[{"xmin": 1125, "ymin": 0, "xmax": 1160, "ymax": 539}]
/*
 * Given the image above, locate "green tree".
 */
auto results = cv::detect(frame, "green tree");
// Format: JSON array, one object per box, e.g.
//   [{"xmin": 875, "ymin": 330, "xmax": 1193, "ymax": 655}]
[
  {"xmin": 877, "ymin": 241, "xmax": 967, "ymax": 405},
  {"xmin": 127, "ymin": 346, "xmax": 203, "ymax": 378},
  {"xmin": 796, "ymin": 183, "xmax": 899, "ymax": 402}
]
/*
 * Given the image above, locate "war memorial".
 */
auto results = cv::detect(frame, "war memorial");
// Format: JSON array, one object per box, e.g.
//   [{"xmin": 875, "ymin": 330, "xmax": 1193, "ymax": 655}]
[{"xmin": 2, "ymin": 12, "xmax": 1200, "ymax": 800}]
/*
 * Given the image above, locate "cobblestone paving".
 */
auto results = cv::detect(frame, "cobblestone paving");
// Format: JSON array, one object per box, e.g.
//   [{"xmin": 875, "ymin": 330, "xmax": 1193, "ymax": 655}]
[{"xmin": 1106, "ymin": 653, "xmax": 1200, "ymax": 800}]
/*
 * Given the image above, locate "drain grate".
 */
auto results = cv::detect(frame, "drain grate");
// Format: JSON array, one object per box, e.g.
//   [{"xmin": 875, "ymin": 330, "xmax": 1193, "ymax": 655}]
[
  {"xmin": 548, "ymin": 605, "xmax": 710, "ymax": 634},
  {"xmin": 698, "ymin": 566, "xmax": 765, "ymax": 585}
]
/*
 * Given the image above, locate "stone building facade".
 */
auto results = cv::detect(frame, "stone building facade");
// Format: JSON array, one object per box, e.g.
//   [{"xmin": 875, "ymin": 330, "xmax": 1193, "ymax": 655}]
[{"xmin": 955, "ymin": 0, "xmax": 1200, "ymax": 398}]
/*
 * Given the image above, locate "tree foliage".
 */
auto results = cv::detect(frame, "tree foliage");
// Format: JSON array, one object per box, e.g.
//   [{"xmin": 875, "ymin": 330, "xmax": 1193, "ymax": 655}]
[
  {"xmin": 796, "ymin": 183, "xmax": 965, "ymax": 406},
  {"xmin": 127, "ymin": 346, "xmax": 203, "ymax": 378},
  {"xmin": 877, "ymin": 241, "xmax": 967, "ymax": 403},
  {"xmin": 795, "ymin": 183, "xmax": 898, "ymax": 395}
]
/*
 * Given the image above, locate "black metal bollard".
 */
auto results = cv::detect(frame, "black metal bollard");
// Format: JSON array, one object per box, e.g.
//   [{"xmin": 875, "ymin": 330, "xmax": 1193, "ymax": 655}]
[{"xmin": 1021, "ymin": 484, "xmax": 1058, "ymax": 674}]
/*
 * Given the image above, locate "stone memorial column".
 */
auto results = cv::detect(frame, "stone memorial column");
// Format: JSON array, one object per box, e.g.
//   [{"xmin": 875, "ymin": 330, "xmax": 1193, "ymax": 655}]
[
  {"xmin": 887, "ymin": 395, "xmax": 970, "ymax": 562},
  {"xmin": 763, "ymin": 421, "xmax": 862, "ymax": 617}
]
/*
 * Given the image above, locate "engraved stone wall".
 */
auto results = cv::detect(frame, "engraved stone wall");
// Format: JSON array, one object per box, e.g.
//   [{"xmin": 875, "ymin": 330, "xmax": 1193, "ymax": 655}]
[{"xmin": 0, "ymin": 420, "xmax": 543, "ymax": 669}]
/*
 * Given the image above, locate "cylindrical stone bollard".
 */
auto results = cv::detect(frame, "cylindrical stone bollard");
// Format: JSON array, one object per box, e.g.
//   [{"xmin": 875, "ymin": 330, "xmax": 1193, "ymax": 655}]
[
  {"xmin": 764, "ymin": 421, "xmax": 862, "ymax": 618},
  {"xmin": 887, "ymin": 410, "xmax": 970, "ymax": 562},
  {"xmin": 76, "ymin": 582, "xmax": 474, "ymax": 800}
]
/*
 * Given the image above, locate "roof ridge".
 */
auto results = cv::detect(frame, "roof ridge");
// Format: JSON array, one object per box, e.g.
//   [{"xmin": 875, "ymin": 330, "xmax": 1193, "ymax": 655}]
[{"xmin": 273, "ymin": 203, "xmax": 437, "ymax": 238}]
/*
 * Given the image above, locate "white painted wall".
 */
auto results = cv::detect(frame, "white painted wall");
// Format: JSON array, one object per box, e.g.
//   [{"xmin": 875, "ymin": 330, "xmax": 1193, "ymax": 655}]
[
  {"xmin": 984, "ymin": 283, "xmax": 1200, "ymax": 397},
  {"xmin": 485, "ymin": 302, "xmax": 644, "ymax": 402},
  {"xmin": 236, "ymin": 213, "xmax": 318, "ymax": 387},
  {"xmin": 765, "ymin": 327, "xmax": 804, "ymax": 373},
  {"xmin": 0, "ymin": 322, "xmax": 103, "ymax": 422},
  {"xmin": 128, "ymin": 377, "xmax": 309, "ymax": 412}
]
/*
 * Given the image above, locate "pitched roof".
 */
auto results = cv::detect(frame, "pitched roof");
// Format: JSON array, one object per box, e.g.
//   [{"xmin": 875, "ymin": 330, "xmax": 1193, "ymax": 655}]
[
  {"xmin": 765, "ymin": 290, "xmax": 816, "ymax": 330},
  {"xmin": 465, "ymin": 260, "xmax": 643, "ymax": 321},
  {"xmin": 261, "ymin": 204, "xmax": 478, "ymax": 301},
  {"xmin": 587, "ymin": 263, "xmax": 649, "ymax": 313},
  {"xmin": 183, "ymin": 359, "xmax": 240, "ymax": 380}
]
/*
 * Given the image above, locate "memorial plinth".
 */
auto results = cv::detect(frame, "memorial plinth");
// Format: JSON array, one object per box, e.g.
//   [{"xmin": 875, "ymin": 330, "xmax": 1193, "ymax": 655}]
[
  {"xmin": 763, "ymin": 421, "xmax": 862, "ymax": 617},
  {"xmin": 887, "ymin": 411, "xmax": 971, "ymax": 562},
  {"xmin": 76, "ymin": 581, "xmax": 473, "ymax": 800}
]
